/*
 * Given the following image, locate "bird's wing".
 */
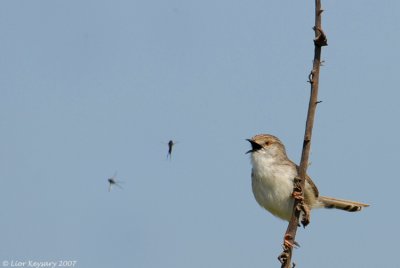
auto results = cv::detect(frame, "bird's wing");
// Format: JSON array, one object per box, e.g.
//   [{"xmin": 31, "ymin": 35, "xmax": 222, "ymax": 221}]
[
  {"xmin": 295, "ymin": 164, "xmax": 319, "ymax": 197},
  {"xmin": 305, "ymin": 173, "xmax": 319, "ymax": 197}
]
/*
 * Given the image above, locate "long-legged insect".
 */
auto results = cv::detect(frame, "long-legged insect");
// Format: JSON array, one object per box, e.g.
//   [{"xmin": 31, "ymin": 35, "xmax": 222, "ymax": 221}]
[
  {"xmin": 167, "ymin": 140, "xmax": 176, "ymax": 159},
  {"xmin": 108, "ymin": 172, "xmax": 123, "ymax": 192}
]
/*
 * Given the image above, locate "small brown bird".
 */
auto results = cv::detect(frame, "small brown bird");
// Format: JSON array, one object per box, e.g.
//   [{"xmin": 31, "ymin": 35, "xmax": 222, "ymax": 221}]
[{"xmin": 247, "ymin": 134, "xmax": 369, "ymax": 221}]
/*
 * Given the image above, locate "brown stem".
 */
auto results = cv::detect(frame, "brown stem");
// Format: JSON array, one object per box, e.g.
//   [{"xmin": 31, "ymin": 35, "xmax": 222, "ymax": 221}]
[{"xmin": 278, "ymin": 0, "xmax": 327, "ymax": 267}]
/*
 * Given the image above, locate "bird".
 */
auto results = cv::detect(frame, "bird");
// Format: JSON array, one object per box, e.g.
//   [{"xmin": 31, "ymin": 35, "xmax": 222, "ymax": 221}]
[
  {"xmin": 107, "ymin": 172, "xmax": 123, "ymax": 192},
  {"xmin": 247, "ymin": 134, "xmax": 369, "ymax": 222}
]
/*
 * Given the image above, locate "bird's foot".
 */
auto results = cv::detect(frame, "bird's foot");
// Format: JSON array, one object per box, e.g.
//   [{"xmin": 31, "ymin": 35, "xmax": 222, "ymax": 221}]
[{"xmin": 283, "ymin": 234, "xmax": 300, "ymax": 249}]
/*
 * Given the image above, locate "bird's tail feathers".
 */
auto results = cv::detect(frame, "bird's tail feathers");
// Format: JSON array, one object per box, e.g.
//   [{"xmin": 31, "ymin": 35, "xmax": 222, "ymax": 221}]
[{"xmin": 318, "ymin": 196, "xmax": 369, "ymax": 212}]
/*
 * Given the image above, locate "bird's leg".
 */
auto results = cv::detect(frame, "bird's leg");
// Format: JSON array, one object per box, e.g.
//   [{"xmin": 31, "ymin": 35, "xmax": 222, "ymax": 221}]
[
  {"xmin": 300, "ymin": 204, "xmax": 310, "ymax": 227},
  {"xmin": 292, "ymin": 176, "xmax": 310, "ymax": 227}
]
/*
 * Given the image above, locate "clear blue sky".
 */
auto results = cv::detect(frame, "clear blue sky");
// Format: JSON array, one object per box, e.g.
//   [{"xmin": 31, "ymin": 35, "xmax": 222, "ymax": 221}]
[{"xmin": 1, "ymin": 1, "xmax": 398, "ymax": 267}]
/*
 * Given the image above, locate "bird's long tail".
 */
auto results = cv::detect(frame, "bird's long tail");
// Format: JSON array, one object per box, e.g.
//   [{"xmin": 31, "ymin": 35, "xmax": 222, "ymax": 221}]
[{"xmin": 318, "ymin": 196, "xmax": 369, "ymax": 212}]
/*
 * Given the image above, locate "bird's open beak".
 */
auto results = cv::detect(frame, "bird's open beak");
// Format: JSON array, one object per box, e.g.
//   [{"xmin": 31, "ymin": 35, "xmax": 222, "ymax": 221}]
[{"xmin": 246, "ymin": 139, "xmax": 262, "ymax": 154}]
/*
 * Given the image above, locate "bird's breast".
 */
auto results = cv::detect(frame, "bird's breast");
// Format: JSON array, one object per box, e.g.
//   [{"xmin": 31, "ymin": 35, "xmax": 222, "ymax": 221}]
[{"xmin": 251, "ymin": 155, "xmax": 297, "ymax": 221}]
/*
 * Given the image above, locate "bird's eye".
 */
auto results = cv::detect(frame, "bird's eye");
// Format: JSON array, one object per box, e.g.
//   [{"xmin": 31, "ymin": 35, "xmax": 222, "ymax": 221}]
[{"xmin": 264, "ymin": 141, "xmax": 270, "ymax": 146}]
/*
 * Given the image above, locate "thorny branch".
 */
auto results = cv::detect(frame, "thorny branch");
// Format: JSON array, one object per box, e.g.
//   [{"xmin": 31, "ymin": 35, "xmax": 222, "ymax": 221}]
[{"xmin": 278, "ymin": 0, "xmax": 327, "ymax": 267}]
